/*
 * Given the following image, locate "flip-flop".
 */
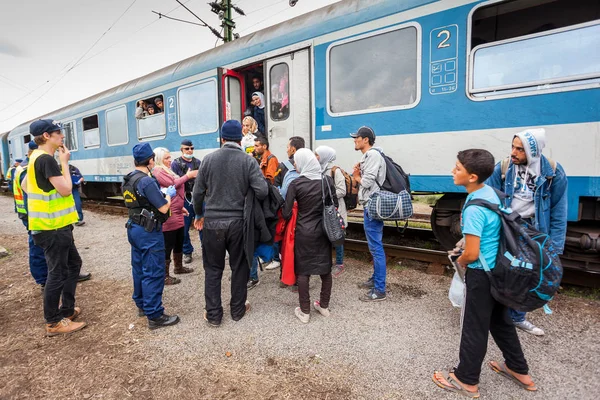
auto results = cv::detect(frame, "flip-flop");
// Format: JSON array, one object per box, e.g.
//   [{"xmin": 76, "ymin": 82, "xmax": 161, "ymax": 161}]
[
  {"xmin": 489, "ymin": 361, "xmax": 537, "ymax": 391},
  {"xmin": 433, "ymin": 370, "xmax": 480, "ymax": 398}
]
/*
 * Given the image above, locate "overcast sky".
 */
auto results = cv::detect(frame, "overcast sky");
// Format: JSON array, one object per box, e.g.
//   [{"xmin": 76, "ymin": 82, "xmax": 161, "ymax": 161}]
[{"xmin": 0, "ymin": 0, "xmax": 340, "ymax": 133}]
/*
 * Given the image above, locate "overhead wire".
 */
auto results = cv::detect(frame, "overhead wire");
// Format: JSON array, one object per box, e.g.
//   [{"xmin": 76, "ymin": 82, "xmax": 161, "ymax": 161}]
[{"xmin": 239, "ymin": 0, "xmax": 291, "ymax": 34}]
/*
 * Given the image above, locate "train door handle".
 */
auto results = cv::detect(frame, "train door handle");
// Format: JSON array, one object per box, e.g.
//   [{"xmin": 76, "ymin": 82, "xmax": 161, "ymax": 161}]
[{"xmin": 269, "ymin": 127, "xmax": 273, "ymax": 139}]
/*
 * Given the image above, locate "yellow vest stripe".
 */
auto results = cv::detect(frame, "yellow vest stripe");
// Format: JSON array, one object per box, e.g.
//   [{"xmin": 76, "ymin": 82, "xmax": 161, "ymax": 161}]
[{"xmin": 27, "ymin": 192, "xmax": 63, "ymax": 201}]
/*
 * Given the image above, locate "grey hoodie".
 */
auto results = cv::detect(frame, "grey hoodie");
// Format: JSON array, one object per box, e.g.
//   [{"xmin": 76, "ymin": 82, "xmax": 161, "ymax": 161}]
[
  {"xmin": 358, "ymin": 147, "xmax": 386, "ymax": 205},
  {"xmin": 511, "ymin": 128, "xmax": 546, "ymax": 219}
]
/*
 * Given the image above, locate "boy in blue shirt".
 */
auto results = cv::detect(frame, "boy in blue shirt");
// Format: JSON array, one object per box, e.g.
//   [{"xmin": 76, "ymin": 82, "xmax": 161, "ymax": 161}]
[{"xmin": 433, "ymin": 149, "xmax": 536, "ymax": 397}]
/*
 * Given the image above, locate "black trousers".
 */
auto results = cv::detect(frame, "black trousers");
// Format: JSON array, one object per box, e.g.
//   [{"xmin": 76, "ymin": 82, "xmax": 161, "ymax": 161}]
[
  {"xmin": 163, "ymin": 227, "xmax": 184, "ymax": 260},
  {"xmin": 297, "ymin": 273, "xmax": 332, "ymax": 314},
  {"xmin": 33, "ymin": 226, "xmax": 82, "ymax": 324},
  {"xmin": 455, "ymin": 268, "xmax": 529, "ymax": 385},
  {"xmin": 202, "ymin": 218, "xmax": 248, "ymax": 323}
]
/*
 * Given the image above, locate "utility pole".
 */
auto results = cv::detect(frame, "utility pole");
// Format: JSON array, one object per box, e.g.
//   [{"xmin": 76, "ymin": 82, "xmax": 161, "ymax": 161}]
[
  {"xmin": 210, "ymin": 1, "xmax": 244, "ymax": 43},
  {"xmin": 223, "ymin": 0, "xmax": 233, "ymax": 42}
]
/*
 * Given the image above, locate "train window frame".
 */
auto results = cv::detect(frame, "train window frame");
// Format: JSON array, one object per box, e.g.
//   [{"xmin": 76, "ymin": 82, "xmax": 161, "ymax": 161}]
[
  {"xmin": 82, "ymin": 114, "xmax": 100, "ymax": 149},
  {"xmin": 62, "ymin": 120, "xmax": 78, "ymax": 152},
  {"xmin": 177, "ymin": 78, "xmax": 219, "ymax": 136},
  {"xmin": 325, "ymin": 22, "xmax": 422, "ymax": 117},
  {"xmin": 466, "ymin": 1, "xmax": 600, "ymax": 101},
  {"xmin": 136, "ymin": 92, "xmax": 166, "ymax": 141},
  {"xmin": 269, "ymin": 63, "xmax": 290, "ymax": 122},
  {"xmin": 105, "ymin": 105, "xmax": 129, "ymax": 146}
]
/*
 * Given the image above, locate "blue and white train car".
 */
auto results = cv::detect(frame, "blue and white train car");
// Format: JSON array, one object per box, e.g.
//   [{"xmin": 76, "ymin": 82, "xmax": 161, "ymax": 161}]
[{"xmin": 7, "ymin": 0, "xmax": 600, "ymax": 271}]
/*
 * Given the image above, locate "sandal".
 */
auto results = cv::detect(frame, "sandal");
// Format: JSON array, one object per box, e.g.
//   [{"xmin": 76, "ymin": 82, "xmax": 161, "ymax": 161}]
[
  {"xmin": 489, "ymin": 361, "xmax": 537, "ymax": 391},
  {"xmin": 433, "ymin": 370, "xmax": 480, "ymax": 398}
]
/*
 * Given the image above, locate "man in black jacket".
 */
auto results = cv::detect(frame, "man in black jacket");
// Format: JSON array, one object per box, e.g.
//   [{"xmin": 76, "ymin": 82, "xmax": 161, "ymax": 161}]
[{"xmin": 193, "ymin": 120, "xmax": 268, "ymax": 326}]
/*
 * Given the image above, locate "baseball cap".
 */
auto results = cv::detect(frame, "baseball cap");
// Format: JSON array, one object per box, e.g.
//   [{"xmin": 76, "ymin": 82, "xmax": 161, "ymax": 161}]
[
  {"xmin": 349, "ymin": 126, "xmax": 375, "ymax": 140},
  {"xmin": 30, "ymin": 119, "xmax": 64, "ymax": 137},
  {"xmin": 28, "ymin": 141, "xmax": 39, "ymax": 150}
]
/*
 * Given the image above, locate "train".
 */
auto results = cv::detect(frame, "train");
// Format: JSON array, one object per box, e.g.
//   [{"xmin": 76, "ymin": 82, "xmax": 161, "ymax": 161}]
[{"xmin": 3, "ymin": 0, "xmax": 599, "ymax": 273}]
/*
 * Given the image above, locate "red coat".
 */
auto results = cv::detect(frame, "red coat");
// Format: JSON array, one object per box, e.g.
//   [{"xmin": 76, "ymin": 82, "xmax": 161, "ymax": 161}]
[{"xmin": 275, "ymin": 204, "xmax": 297, "ymax": 286}]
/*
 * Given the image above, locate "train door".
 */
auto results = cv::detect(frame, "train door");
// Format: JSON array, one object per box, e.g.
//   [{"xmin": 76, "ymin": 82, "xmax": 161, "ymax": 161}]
[
  {"xmin": 265, "ymin": 49, "xmax": 311, "ymax": 156},
  {"xmin": 221, "ymin": 69, "xmax": 246, "ymax": 123}
]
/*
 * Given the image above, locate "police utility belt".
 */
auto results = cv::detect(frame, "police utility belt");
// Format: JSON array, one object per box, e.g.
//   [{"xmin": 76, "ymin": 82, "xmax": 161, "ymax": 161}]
[{"xmin": 127, "ymin": 208, "xmax": 162, "ymax": 232}]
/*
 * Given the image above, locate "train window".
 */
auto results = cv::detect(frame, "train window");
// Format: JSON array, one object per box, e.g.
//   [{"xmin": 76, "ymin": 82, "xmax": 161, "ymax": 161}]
[
  {"xmin": 469, "ymin": 0, "xmax": 600, "ymax": 98},
  {"xmin": 225, "ymin": 76, "xmax": 242, "ymax": 122},
  {"xmin": 178, "ymin": 79, "xmax": 218, "ymax": 135},
  {"xmin": 328, "ymin": 25, "xmax": 419, "ymax": 115},
  {"xmin": 270, "ymin": 63, "xmax": 289, "ymax": 121},
  {"xmin": 136, "ymin": 95, "xmax": 164, "ymax": 119},
  {"xmin": 63, "ymin": 121, "xmax": 78, "ymax": 151},
  {"xmin": 106, "ymin": 106, "xmax": 129, "ymax": 146},
  {"xmin": 82, "ymin": 115, "xmax": 100, "ymax": 149}
]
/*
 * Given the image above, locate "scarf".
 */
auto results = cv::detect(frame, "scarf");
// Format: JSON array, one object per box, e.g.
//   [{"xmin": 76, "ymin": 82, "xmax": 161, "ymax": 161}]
[
  {"xmin": 294, "ymin": 148, "xmax": 322, "ymax": 180},
  {"xmin": 315, "ymin": 145, "xmax": 336, "ymax": 172},
  {"xmin": 252, "ymin": 92, "xmax": 265, "ymax": 109}
]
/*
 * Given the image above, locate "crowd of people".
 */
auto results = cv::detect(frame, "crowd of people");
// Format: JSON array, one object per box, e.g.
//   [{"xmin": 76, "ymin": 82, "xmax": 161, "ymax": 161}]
[
  {"xmin": 135, "ymin": 96, "xmax": 165, "ymax": 119},
  {"xmin": 10, "ymin": 116, "xmax": 568, "ymax": 396}
]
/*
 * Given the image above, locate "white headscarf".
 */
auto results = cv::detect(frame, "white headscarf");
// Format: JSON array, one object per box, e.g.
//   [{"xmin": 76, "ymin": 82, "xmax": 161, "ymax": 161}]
[
  {"xmin": 294, "ymin": 148, "xmax": 322, "ymax": 180},
  {"xmin": 315, "ymin": 145, "xmax": 336, "ymax": 172},
  {"xmin": 252, "ymin": 92, "xmax": 265, "ymax": 109}
]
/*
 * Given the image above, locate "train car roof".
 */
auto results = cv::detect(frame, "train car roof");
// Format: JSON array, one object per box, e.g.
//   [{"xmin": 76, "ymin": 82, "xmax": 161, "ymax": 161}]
[{"xmin": 9, "ymin": 0, "xmax": 434, "ymax": 135}]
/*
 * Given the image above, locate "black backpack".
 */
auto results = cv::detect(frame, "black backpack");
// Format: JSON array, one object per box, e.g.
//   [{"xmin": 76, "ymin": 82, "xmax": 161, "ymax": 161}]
[
  {"xmin": 464, "ymin": 190, "xmax": 563, "ymax": 312},
  {"xmin": 374, "ymin": 149, "xmax": 411, "ymax": 194}
]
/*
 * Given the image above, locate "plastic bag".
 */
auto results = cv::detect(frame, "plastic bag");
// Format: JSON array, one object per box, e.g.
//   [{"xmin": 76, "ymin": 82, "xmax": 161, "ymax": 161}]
[{"xmin": 449, "ymin": 271, "xmax": 465, "ymax": 308}]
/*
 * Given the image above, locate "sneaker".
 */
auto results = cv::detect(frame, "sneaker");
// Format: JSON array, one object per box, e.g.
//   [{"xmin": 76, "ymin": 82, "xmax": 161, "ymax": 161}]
[
  {"xmin": 514, "ymin": 320, "xmax": 545, "ymax": 336},
  {"xmin": 313, "ymin": 301, "xmax": 330, "ymax": 317},
  {"xmin": 332, "ymin": 264, "xmax": 345, "ymax": 278},
  {"xmin": 357, "ymin": 278, "xmax": 374, "ymax": 289},
  {"xmin": 247, "ymin": 279, "xmax": 260, "ymax": 290},
  {"xmin": 183, "ymin": 254, "xmax": 193, "ymax": 264},
  {"xmin": 295, "ymin": 307, "xmax": 310, "ymax": 323},
  {"xmin": 148, "ymin": 313, "xmax": 180, "ymax": 330},
  {"xmin": 359, "ymin": 288, "xmax": 387, "ymax": 302},
  {"xmin": 74, "ymin": 221, "xmax": 86, "ymax": 226},
  {"xmin": 78, "ymin": 272, "xmax": 92, "ymax": 282},
  {"xmin": 265, "ymin": 260, "xmax": 281, "ymax": 270},
  {"xmin": 66, "ymin": 307, "xmax": 81, "ymax": 321},
  {"xmin": 203, "ymin": 311, "xmax": 221, "ymax": 327},
  {"xmin": 46, "ymin": 318, "xmax": 87, "ymax": 337}
]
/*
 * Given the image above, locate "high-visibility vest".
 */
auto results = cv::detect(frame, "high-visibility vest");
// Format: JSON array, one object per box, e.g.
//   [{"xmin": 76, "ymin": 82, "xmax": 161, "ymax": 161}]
[
  {"xmin": 13, "ymin": 165, "xmax": 27, "ymax": 215},
  {"xmin": 26, "ymin": 149, "xmax": 78, "ymax": 230}
]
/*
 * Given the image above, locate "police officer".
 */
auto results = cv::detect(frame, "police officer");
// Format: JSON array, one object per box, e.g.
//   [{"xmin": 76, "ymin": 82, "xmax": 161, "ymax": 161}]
[
  {"xmin": 122, "ymin": 143, "xmax": 180, "ymax": 330},
  {"xmin": 6, "ymin": 158, "xmax": 23, "ymax": 192},
  {"xmin": 171, "ymin": 139, "xmax": 201, "ymax": 264}
]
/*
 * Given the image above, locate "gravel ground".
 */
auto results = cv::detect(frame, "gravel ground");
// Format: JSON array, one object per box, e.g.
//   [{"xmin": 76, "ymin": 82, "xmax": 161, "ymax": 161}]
[{"xmin": 0, "ymin": 194, "xmax": 598, "ymax": 399}]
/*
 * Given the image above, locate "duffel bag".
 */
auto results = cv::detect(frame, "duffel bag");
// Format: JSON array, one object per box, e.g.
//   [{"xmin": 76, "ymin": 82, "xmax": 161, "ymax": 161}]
[{"xmin": 367, "ymin": 190, "xmax": 413, "ymax": 221}]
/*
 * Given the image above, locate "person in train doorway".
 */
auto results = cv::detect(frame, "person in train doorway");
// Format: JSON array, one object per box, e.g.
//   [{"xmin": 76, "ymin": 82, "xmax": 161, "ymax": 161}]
[
  {"xmin": 23, "ymin": 119, "xmax": 87, "ymax": 336},
  {"xmin": 251, "ymin": 92, "xmax": 266, "ymax": 134},
  {"xmin": 486, "ymin": 128, "xmax": 568, "ymax": 336},
  {"xmin": 69, "ymin": 163, "xmax": 85, "ymax": 226},
  {"xmin": 351, "ymin": 126, "xmax": 388, "ymax": 302},
  {"xmin": 193, "ymin": 120, "xmax": 268, "ymax": 327},
  {"xmin": 171, "ymin": 139, "xmax": 201, "ymax": 264},
  {"xmin": 122, "ymin": 143, "xmax": 180, "ymax": 330}
]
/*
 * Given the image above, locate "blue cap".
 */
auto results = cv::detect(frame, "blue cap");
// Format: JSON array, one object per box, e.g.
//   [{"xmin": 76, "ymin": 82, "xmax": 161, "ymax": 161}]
[
  {"xmin": 221, "ymin": 120, "xmax": 243, "ymax": 141},
  {"xmin": 15, "ymin": 158, "xmax": 23, "ymax": 163},
  {"xmin": 28, "ymin": 141, "xmax": 38, "ymax": 150},
  {"xmin": 132, "ymin": 143, "xmax": 154, "ymax": 163},
  {"xmin": 30, "ymin": 119, "xmax": 64, "ymax": 137},
  {"xmin": 181, "ymin": 139, "xmax": 193, "ymax": 146}
]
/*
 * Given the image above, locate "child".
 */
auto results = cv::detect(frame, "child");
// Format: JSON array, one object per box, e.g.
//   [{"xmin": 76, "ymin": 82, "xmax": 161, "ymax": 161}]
[{"xmin": 433, "ymin": 149, "xmax": 536, "ymax": 398}]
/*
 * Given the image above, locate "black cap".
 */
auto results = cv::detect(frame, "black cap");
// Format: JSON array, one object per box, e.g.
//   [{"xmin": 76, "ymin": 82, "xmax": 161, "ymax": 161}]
[
  {"xmin": 30, "ymin": 119, "xmax": 64, "ymax": 137},
  {"xmin": 349, "ymin": 126, "xmax": 375, "ymax": 141},
  {"xmin": 181, "ymin": 139, "xmax": 193, "ymax": 146}
]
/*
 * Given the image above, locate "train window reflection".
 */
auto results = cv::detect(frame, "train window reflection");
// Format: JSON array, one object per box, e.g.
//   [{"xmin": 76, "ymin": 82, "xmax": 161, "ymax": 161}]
[
  {"xmin": 82, "ymin": 115, "xmax": 100, "ymax": 149},
  {"xmin": 178, "ymin": 80, "xmax": 218, "ymax": 135},
  {"xmin": 106, "ymin": 106, "xmax": 129, "ymax": 146},
  {"xmin": 328, "ymin": 26, "xmax": 418, "ymax": 114},
  {"xmin": 63, "ymin": 121, "xmax": 78, "ymax": 151},
  {"xmin": 472, "ymin": 23, "xmax": 600, "ymax": 96}
]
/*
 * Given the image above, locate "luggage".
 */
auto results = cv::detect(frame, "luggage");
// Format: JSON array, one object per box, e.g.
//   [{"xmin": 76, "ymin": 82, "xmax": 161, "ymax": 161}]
[{"xmin": 367, "ymin": 189, "xmax": 412, "ymax": 221}]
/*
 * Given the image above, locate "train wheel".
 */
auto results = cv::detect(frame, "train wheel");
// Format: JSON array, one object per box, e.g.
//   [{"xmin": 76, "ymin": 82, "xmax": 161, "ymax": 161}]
[{"xmin": 430, "ymin": 194, "xmax": 464, "ymax": 250}]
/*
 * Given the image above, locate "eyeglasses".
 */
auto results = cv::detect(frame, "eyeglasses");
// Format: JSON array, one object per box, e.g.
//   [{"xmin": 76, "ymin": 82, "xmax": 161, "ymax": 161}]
[{"xmin": 182, "ymin": 147, "xmax": 194, "ymax": 150}]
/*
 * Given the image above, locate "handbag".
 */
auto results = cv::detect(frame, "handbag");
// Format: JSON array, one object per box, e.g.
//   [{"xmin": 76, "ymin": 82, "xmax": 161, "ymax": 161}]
[
  {"xmin": 321, "ymin": 177, "xmax": 345, "ymax": 246},
  {"xmin": 366, "ymin": 189, "xmax": 413, "ymax": 221}
]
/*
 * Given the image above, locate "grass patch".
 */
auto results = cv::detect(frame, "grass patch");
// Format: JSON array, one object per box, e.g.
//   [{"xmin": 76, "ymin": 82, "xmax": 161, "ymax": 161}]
[
  {"xmin": 560, "ymin": 285, "xmax": 600, "ymax": 301},
  {"xmin": 413, "ymin": 194, "xmax": 443, "ymax": 206}
]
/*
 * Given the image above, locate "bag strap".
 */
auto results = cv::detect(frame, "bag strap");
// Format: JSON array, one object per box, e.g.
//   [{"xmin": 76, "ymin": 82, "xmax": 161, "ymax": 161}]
[{"xmin": 321, "ymin": 176, "xmax": 335, "ymax": 207}]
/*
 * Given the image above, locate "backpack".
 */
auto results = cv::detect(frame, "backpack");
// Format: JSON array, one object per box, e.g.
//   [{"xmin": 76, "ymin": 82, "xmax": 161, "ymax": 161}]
[
  {"xmin": 464, "ymin": 190, "xmax": 563, "ymax": 313},
  {"xmin": 331, "ymin": 166, "xmax": 358, "ymax": 210},
  {"xmin": 374, "ymin": 149, "xmax": 411, "ymax": 194}
]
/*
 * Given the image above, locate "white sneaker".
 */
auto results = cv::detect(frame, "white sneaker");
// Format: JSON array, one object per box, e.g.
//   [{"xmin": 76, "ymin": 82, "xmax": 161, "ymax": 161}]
[
  {"xmin": 514, "ymin": 320, "xmax": 545, "ymax": 336},
  {"xmin": 313, "ymin": 301, "xmax": 330, "ymax": 317},
  {"xmin": 294, "ymin": 307, "xmax": 310, "ymax": 323},
  {"xmin": 265, "ymin": 260, "xmax": 281, "ymax": 270}
]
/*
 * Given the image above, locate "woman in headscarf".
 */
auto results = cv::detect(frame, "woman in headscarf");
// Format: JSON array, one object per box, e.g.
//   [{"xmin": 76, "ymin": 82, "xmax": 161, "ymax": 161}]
[
  {"xmin": 251, "ymin": 91, "xmax": 265, "ymax": 134},
  {"xmin": 153, "ymin": 147, "xmax": 198, "ymax": 284},
  {"xmin": 315, "ymin": 145, "xmax": 347, "ymax": 277},
  {"xmin": 241, "ymin": 116, "xmax": 259, "ymax": 155},
  {"xmin": 282, "ymin": 148, "xmax": 337, "ymax": 324}
]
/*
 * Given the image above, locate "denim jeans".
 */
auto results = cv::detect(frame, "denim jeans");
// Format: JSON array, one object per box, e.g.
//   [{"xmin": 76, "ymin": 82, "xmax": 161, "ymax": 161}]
[
  {"xmin": 363, "ymin": 209, "xmax": 386, "ymax": 293},
  {"xmin": 250, "ymin": 256, "xmax": 259, "ymax": 281},
  {"xmin": 72, "ymin": 188, "xmax": 84, "ymax": 221},
  {"xmin": 509, "ymin": 308, "xmax": 527, "ymax": 323},
  {"xmin": 182, "ymin": 200, "xmax": 195, "ymax": 255},
  {"xmin": 335, "ymin": 245, "xmax": 344, "ymax": 265}
]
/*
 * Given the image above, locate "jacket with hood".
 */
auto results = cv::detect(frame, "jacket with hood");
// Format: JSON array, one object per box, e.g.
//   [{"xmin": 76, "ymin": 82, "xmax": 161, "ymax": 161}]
[{"xmin": 486, "ymin": 128, "xmax": 568, "ymax": 254}]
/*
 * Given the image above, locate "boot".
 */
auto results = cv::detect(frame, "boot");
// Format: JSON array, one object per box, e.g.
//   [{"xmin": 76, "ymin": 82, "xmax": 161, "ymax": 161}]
[
  {"xmin": 165, "ymin": 259, "xmax": 181, "ymax": 285},
  {"xmin": 174, "ymin": 253, "xmax": 194, "ymax": 274},
  {"xmin": 148, "ymin": 313, "xmax": 180, "ymax": 330}
]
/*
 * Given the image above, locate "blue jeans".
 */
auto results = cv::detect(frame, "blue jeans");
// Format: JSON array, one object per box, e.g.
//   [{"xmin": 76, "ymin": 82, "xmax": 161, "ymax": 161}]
[
  {"xmin": 364, "ymin": 209, "xmax": 386, "ymax": 293},
  {"xmin": 250, "ymin": 257, "xmax": 259, "ymax": 281},
  {"xmin": 510, "ymin": 308, "xmax": 526, "ymax": 323},
  {"xmin": 72, "ymin": 188, "xmax": 84, "ymax": 221},
  {"xmin": 249, "ymin": 243, "xmax": 274, "ymax": 281},
  {"xmin": 182, "ymin": 199, "xmax": 195, "ymax": 255},
  {"xmin": 335, "ymin": 244, "xmax": 344, "ymax": 265}
]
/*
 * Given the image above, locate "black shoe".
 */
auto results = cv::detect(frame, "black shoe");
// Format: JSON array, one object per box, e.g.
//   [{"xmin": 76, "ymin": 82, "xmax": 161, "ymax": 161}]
[
  {"xmin": 247, "ymin": 279, "xmax": 260, "ymax": 290},
  {"xmin": 137, "ymin": 308, "xmax": 145, "ymax": 317},
  {"xmin": 148, "ymin": 313, "xmax": 180, "ymax": 330},
  {"xmin": 78, "ymin": 272, "xmax": 92, "ymax": 282},
  {"xmin": 359, "ymin": 288, "xmax": 387, "ymax": 302},
  {"xmin": 357, "ymin": 278, "xmax": 374, "ymax": 290},
  {"xmin": 203, "ymin": 311, "xmax": 221, "ymax": 327}
]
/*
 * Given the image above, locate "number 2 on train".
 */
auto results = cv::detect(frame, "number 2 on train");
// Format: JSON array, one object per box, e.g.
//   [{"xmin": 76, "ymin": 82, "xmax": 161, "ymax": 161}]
[{"xmin": 437, "ymin": 30, "xmax": 451, "ymax": 48}]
